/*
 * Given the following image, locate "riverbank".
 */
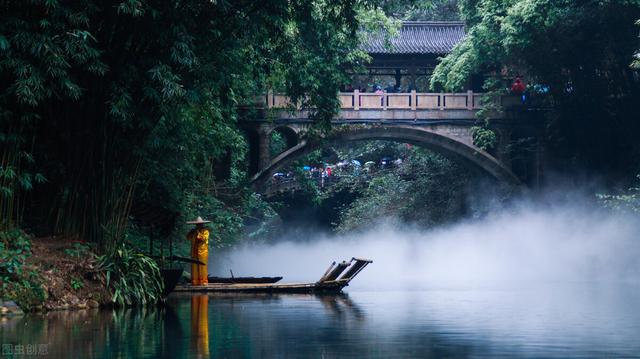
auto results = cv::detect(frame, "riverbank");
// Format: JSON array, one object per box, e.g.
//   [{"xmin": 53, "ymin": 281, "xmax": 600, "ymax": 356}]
[{"xmin": 1, "ymin": 237, "xmax": 111, "ymax": 313}]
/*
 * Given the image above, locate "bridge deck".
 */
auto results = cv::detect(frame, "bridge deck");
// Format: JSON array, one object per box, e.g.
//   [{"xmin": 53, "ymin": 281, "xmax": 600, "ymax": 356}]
[
  {"xmin": 241, "ymin": 91, "xmax": 523, "ymax": 122},
  {"xmin": 256, "ymin": 91, "xmax": 522, "ymax": 113}
]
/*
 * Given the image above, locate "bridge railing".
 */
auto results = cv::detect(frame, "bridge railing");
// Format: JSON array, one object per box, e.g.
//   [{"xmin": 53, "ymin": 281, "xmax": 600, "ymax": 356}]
[{"xmin": 260, "ymin": 90, "xmax": 494, "ymax": 111}]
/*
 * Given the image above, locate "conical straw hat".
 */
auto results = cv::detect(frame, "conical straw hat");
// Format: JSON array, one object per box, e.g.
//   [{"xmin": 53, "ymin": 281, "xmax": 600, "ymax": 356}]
[{"xmin": 186, "ymin": 216, "xmax": 211, "ymax": 225}]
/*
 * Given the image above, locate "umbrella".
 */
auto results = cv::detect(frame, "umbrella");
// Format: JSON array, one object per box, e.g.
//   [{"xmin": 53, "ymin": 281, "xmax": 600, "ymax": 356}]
[
  {"xmin": 364, "ymin": 161, "xmax": 376, "ymax": 167},
  {"xmin": 351, "ymin": 160, "xmax": 361, "ymax": 166},
  {"xmin": 302, "ymin": 166, "xmax": 311, "ymax": 171}
]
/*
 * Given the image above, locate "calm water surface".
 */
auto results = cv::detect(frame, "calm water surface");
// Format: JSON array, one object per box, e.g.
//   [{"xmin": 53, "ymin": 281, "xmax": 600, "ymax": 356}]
[{"xmin": 1, "ymin": 285, "xmax": 640, "ymax": 358}]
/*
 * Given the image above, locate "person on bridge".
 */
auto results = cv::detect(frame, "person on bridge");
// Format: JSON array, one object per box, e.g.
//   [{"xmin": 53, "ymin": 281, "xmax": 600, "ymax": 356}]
[
  {"xmin": 375, "ymin": 85, "xmax": 384, "ymax": 106},
  {"xmin": 186, "ymin": 216, "xmax": 212, "ymax": 286},
  {"xmin": 510, "ymin": 76, "xmax": 528, "ymax": 104},
  {"xmin": 511, "ymin": 77, "xmax": 526, "ymax": 94}
]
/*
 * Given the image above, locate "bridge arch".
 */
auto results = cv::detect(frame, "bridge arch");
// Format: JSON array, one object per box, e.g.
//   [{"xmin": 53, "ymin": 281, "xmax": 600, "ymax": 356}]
[{"xmin": 251, "ymin": 125, "xmax": 521, "ymax": 189}]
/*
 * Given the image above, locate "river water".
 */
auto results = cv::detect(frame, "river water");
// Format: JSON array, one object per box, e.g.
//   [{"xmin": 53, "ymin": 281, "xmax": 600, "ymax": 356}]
[{"xmin": 1, "ymin": 284, "xmax": 640, "ymax": 358}]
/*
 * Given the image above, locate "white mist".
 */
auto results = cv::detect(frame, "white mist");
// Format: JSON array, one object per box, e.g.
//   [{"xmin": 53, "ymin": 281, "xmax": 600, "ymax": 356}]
[{"xmin": 211, "ymin": 198, "xmax": 640, "ymax": 289}]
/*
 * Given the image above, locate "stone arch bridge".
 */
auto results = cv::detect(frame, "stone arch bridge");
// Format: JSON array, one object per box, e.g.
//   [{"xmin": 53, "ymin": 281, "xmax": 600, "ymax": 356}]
[{"xmin": 242, "ymin": 91, "xmax": 543, "ymax": 192}]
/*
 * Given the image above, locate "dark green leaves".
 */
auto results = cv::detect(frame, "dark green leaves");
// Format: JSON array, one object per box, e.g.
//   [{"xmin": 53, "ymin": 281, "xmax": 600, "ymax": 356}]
[
  {"xmin": 96, "ymin": 243, "xmax": 164, "ymax": 306},
  {"xmin": 432, "ymin": 0, "xmax": 640, "ymax": 178},
  {"xmin": 0, "ymin": 0, "xmax": 379, "ymax": 247},
  {"xmin": 0, "ymin": 35, "xmax": 9, "ymax": 51}
]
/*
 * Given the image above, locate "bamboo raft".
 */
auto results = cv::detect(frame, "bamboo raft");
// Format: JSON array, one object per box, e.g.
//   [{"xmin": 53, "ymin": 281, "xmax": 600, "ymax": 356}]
[{"xmin": 174, "ymin": 257, "xmax": 372, "ymax": 294}]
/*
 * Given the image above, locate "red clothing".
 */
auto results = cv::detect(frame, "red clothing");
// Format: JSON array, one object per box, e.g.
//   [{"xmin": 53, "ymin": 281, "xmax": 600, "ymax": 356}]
[{"xmin": 511, "ymin": 79, "xmax": 526, "ymax": 94}]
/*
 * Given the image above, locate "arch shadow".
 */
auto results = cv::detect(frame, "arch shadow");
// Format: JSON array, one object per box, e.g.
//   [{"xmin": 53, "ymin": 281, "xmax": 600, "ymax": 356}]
[{"xmin": 270, "ymin": 126, "xmax": 299, "ymax": 149}]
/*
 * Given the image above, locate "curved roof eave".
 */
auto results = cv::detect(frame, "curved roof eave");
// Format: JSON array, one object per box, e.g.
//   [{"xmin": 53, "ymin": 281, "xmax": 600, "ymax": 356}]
[{"xmin": 361, "ymin": 21, "xmax": 466, "ymax": 56}]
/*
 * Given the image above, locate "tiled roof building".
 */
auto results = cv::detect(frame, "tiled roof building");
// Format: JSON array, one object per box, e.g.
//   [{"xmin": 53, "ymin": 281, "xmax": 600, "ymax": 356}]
[
  {"xmin": 351, "ymin": 21, "xmax": 472, "ymax": 92},
  {"xmin": 362, "ymin": 21, "xmax": 466, "ymax": 55}
]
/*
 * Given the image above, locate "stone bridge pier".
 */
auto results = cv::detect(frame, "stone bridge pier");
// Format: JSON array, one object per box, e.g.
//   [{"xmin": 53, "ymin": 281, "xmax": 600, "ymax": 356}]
[{"xmin": 245, "ymin": 123, "xmax": 304, "ymax": 176}]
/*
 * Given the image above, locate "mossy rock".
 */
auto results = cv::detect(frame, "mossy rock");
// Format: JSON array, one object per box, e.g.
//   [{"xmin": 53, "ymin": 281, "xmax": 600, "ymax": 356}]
[
  {"xmin": 0, "ymin": 300, "xmax": 24, "ymax": 316},
  {"xmin": 5, "ymin": 282, "xmax": 47, "ymax": 312}
]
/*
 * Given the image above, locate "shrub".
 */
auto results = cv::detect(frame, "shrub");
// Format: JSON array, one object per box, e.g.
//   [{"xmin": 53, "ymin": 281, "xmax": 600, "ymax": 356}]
[
  {"xmin": 8, "ymin": 271, "xmax": 47, "ymax": 310},
  {"xmin": 0, "ymin": 230, "xmax": 46, "ymax": 310},
  {"xmin": 63, "ymin": 242, "xmax": 92, "ymax": 258},
  {"xmin": 70, "ymin": 278, "xmax": 84, "ymax": 291},
  {"xmin": 0, "ymin": 229, "xmax": 31, "ymax": 284},
  {"xmin": 471, "ymin": 126, "xmax": 497, "ymax": 151},
  {"xmin": 96, "ymin": 243, "xmax": 164, "ymax": 306},
  {"xmin": 597, "ymin": 174, "xmax": 640, "ymax": 214}
]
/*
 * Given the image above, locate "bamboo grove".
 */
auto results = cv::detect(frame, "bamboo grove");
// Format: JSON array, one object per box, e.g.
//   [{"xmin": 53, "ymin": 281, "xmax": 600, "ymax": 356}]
[{"xmin": 0, "ymin": 0, "xmax": 374, "ymax": 249}]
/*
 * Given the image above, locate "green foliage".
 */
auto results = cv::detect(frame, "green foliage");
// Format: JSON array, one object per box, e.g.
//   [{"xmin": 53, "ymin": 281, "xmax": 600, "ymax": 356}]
[
  {"xmin": 270, "ymin": 131, "xmax": 288, "ymax": 158},
  {"xmin": 134, "ymin": 99, "xmax": 258, "ymax": 249},
  {"xmin": 5, "ymin": 272, "xmax": 47, "ymax": 311},
  {"xmin": 378, "ymin": 0, "xmax": 460, "ymax": 21},
  {"xmin": 276, "ymin": 140, "xmax": 501, "ymax": 233},
  {"xmin": 0, "ymin": 0, "xmax": 378, "ymax": 248},
  {"xmin": 597, "ymin": 175, "xmax": 640, "ymax": 214},
  {"xmin": 63, "ymin": 242, "xmax": 92, "ymax": 258},
  {"xmin": 96, "ymin": 243, "xmax": 163, "ymax": 306},
  {"xmin": 0, "ymin": 229, "xmax": 46, "ymax": 311},
  {"xmin": 0, "ymin": 229, "xmax": 31, "ymax": 287},
  {"xmin": 471, "ymin": 126, "xmax": 497, "ymax": 151},
  {"xmin": 242, "ymin": 193, "xmax": 281, "ymax": 240},
  {"xmin": 70, "ymin": 277, "xmax": 83, "ymax": 291},
  {"xmin": 337, "ymin": 173, "xmax": 408, "ymax": 232},
  {"xmin": 432, "ymin": 0, "xmax": 640, "ymax": 177},
  {"xmin": 0, "ymin": 138, "xmax": 46, "ymax": 227},
  {"xmin": 333, "ymin": 140, "xmax": 410, "ymax": 163},
  {"xmin": 334, "ymin": 146, "xmax": 471, "ymax": 232}
]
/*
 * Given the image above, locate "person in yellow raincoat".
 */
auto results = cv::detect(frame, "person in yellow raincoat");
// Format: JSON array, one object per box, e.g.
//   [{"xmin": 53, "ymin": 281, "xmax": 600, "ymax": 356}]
[{"xmin": 186, "ymin": 216, "xmax": 211, "ymax": 286}]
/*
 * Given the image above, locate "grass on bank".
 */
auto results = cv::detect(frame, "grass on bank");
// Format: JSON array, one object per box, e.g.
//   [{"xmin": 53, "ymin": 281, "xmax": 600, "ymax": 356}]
[{"xmin": 0, "ymin": 230, "xmax": 163, "ymax": 312}]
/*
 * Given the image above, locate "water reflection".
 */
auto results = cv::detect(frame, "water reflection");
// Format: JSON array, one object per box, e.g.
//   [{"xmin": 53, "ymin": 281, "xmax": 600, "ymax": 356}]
[
  {"xmin": 1, "ymin": 287, "xmax": 640, "ymax": 358},
  {"xmin": 0, "ymin": 306, "xmax": 176, "ymax": 358},
  {"xmin": 190, "ymin": 295, "xmax": 209, "ymax": 358},
  {"xmin": 318, "ymin": 294, "xmax": 365, "ymax": 321}
]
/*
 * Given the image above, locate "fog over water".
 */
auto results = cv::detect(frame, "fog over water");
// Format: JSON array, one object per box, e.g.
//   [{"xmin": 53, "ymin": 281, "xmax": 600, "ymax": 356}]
[
  {"xmin": 205, "ymin": 193, "xmax": 640, "ymax": 357},
  {"xmin": 211, "ymin": 195, "xmax": 640, "ymax": 289},
  {"xmin": 7, "ymin": 194, "xmax": 640, "ymax": 358}
]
